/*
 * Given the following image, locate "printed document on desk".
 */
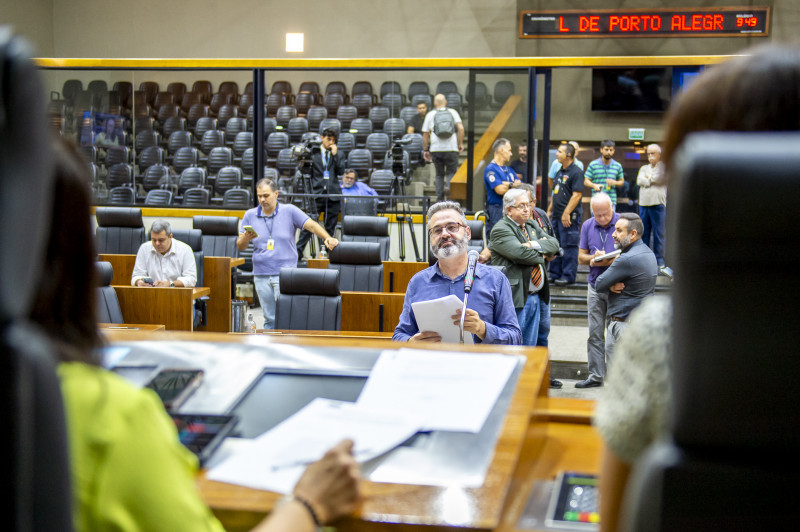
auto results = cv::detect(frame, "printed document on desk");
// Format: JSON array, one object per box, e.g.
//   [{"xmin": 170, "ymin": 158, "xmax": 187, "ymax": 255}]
[
  {"xmin": 357, "ymin": 348, "xmax": 517, "ymax": 433},
  {"xmin": 411, "ymin": 294, "xmax": 473, "ymax": 344},
  {"xmin": 206, "ymin": 398, "xmax": 419, "ymax": 493}
]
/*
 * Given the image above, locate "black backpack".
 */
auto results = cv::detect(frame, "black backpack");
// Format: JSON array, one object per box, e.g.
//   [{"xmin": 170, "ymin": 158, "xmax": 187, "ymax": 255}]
[{"xmin": 432, "ymin": 108, "xmax": 455, "ymax": 139}]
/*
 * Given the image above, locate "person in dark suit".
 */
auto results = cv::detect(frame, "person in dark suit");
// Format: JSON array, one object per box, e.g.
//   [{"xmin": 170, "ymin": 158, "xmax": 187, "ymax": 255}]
[{"xmin": 296, "ymin": 127, "xmax": 346, "ymax": 257}]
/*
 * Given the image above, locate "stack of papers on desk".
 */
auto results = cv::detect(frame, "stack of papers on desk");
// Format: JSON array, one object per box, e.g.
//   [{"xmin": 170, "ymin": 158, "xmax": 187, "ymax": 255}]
[{"xmin": 207, "ymin": 348, "xmax": 517, "ymax": 492}]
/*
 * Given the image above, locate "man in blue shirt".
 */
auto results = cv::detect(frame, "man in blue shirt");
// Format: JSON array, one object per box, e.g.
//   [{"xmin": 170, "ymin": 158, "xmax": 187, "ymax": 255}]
[
  {"xmin": 340, "ymin": 169, "xmax": 378, "ymax": 197},
  {"xmin": 483, "ymin": 138, "xmax": 521, "ymax": 242},
  {"xmin": 238, "ymin": 178, "xmax": 339, "ymax": 329},
  {"xmin": 393, "ymin": 201, "xmax": 521, "ymax": 344}
]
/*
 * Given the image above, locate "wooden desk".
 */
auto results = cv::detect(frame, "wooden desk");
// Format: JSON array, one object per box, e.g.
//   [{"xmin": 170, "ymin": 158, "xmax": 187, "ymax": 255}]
[
  {"xmin": 254, "ymin": 330, "xmax": 394, "ymax": 339},
  {"xmin": 497, "ymin": 422, "xmax": 603, "ymax": 532},
  {"xmin": 102, "ymin": 331, "xmax": 603, "ymax": 532},
  {"xmin": 112, "ymin": 286, "xmax": 210, "ymax": 331},
  {"xmin": 99, "ymin": 253, "xmax": 243, "ymax": 333},
  {"xmin": 106, "ymin": 331, "xmax": 545, "ymax": 531},
  {"xmin": 98, "ymin": 323, "xmax": 166, "ymax": 331}
]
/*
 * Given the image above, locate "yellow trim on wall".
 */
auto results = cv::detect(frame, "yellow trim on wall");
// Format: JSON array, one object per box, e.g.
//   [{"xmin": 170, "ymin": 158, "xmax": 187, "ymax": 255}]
[{"xmin": 36, "ymin": 55, "xmax": 737, "ymax": 69}]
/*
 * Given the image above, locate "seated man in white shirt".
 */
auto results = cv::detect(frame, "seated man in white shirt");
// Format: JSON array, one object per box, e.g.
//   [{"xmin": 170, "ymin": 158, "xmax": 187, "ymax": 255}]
[{"xmin": 131, "ymin": 220, "xmax": 197, "ymax": 288}]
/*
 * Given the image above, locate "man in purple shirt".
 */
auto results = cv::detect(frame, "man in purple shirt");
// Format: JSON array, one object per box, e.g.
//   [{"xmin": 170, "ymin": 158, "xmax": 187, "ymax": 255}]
[
  {"xmin": 575, "ymin": 193, "xmax": 619, "ymax": 388},
  {"xmin": 237, "ymin": 178, "xmax": 339, "ymax": 329}
]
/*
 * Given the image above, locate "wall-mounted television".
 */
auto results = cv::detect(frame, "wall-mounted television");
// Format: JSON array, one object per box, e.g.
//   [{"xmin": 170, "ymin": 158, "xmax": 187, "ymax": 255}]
[
  {"xmin": 591, "ymin": 66, "xmax": 704, "ymax": 112},
  {"xmin": 591, "ymin": 67, "xmax": 672, "ymax": 112}
]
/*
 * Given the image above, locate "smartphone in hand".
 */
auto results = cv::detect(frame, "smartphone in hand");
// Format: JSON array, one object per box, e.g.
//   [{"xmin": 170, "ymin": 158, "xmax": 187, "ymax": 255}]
[{"xmin": 243, "ymin": 225, "xmax": 258, "ymax": 237}]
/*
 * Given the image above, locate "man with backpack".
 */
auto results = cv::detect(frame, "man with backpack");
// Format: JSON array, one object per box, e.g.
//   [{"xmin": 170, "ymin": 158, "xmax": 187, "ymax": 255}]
[{"xmin": 422, "ymin": 93, "xmax": 464, "ymax": 201}]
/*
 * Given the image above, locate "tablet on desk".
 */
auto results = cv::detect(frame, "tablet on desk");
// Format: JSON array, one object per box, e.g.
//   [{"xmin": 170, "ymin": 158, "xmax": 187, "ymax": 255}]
[
  {"xmin": 590, "ymin": 249, "xmax": 621, "ymax": 264},
  {"xmin": 171, "ymin": 413, "xmax": 237, "ymax": 466}
]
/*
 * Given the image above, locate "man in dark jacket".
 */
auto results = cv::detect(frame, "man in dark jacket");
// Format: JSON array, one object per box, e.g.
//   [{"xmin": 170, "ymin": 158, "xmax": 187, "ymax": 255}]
[
  {"xmin": 490, "ymin": 188, "xmax": 561, "ymax": 384},
  {"xmin": 296, "ymin": 127, "xmax": 345, "ymax": 257}
]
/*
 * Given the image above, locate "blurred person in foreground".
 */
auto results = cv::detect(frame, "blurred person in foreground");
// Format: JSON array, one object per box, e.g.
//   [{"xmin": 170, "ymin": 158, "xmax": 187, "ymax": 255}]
[
  {"xmin": 595, "ymin": 43, "xmax": 800, "ymax": 531},
  {"xmin": 36, "ymin": 138, "xmax": 359, "ymax": 532}
]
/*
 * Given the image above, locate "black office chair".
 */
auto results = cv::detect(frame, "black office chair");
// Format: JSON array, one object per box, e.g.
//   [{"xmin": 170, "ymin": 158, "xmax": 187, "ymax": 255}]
[
  {"xmin": 192, "ymin": 215, "xmax": 239, "ymax": 257},
  {"xmin": 94, "ymin": 206, "xmax": 146, "ymax": 254},
  {"xmin": 466, "ymin": 219, "xmax": 485, "ymax": 253},
  {"xmin": 341, "ymin": 215, "xmax": 390, "ymax": 261},
  {"xmin": 621, "ymin": 132, "xmax": 800, "ymax": 532},
  {"xmin": 95, "ymin": 261, "xmax": 124, "ymax": 323},
  {"xmin": 0, "ymin": 30, "xmax": 73, "ymax": 531},
  {"xmin": 328, "ymin": 241, "xmax": 383, "ymax": 292},
  {"xmin": 275, "ymin": 268, "xmax": 341, "ymax": 331}
]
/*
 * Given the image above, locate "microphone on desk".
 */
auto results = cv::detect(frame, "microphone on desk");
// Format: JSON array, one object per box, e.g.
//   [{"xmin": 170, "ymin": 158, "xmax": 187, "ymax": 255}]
[
  {"xmin": 460, "ymin": 250, "xmax": 480, "ymax": 344},
  {"xmin": 464, "ymin": 249, "xmax": 480, "ymax": 294}
]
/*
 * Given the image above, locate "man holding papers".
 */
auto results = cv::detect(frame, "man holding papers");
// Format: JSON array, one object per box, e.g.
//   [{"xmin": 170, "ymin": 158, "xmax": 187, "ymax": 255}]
[{"xmin": 393, "ymin": 201, "xmax": 521, "ymax": 344}]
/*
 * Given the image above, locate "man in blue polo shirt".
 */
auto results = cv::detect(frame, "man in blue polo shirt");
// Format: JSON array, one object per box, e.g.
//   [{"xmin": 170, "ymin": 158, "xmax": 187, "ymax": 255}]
[
  {"xmin": 483, "ymin": 138, "xmax": 521, "ymax": 241},
  {"xmin": 575, "ymin": 193, "xmax": 619, "ymax": 388},
  {"xmin": 237, "ymin": 178, "xmax": 339, "ymax": 329}
]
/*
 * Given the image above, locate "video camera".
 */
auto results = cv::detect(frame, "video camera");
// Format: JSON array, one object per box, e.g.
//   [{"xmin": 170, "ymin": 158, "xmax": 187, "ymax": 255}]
[
  {"xmin": 290, "ymin": 135, "xmax": 322, "ymax": 162},
  {"xmin": 389, "ymin": 137, "xmax": 411, "ymax": 176}
]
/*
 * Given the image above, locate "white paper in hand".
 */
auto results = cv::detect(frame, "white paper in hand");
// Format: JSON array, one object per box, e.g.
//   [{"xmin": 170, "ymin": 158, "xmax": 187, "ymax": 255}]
[{"xmin": 411, "ymin": 294, "xmax": 473, "ymax": 344}]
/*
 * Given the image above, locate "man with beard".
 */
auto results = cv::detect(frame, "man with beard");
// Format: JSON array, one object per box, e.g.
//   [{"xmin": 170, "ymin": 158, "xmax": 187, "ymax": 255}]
[
  {"xmin": 594, "ymin": 212, "xmax": 658, "ymax": 355},
  {"xmin": 584, "ymin": 139, "xmax": 625, "ymax": 206},
  {"xmin": 393, "ymin": 201, "xmax": 521, "ymax": 344}
]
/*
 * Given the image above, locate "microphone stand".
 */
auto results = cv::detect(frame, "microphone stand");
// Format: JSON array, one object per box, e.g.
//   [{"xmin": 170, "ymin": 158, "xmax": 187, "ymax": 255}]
[{"xmin": 459, "ymin": 292, "xmax": 470, "ymax": 344}]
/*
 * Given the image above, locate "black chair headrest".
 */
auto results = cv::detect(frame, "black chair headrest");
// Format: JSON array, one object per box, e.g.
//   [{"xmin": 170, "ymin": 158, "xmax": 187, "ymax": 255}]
[
  {"xmin": 192, "ymin": 215, "xmax": 239, "ymax": 236},
  {"xmin": 466, "ymin": 219, "xmax": 484, "ymax": 236},
  {"xmin": 342, "ymin": 215, "xmax": 389, "ymax": 237},
  {"xmin": 95, "ymin": 207, "xmax": 144, "ymax": 228},
  {"xmin": 279, "ymin": 268, "xmax": 340, "ymax": 296},
  {"xmin": 95, "ymin": 261, "xmax": 114, "ymax": 286},
  {"xmin": 0, "ymin": 30, "xmax": 53, "ymax": 321},
  {"xmin": 170, "ymin": 228, "xmax": 202, "ymax": 252},
  {"xmin": 329, "ymin": 241, "xmax": 382, "ymax": 265}
]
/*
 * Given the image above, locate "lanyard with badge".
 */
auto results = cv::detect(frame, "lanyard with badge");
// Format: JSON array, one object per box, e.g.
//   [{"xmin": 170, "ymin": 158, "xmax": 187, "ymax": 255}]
[{"xmin": 263, "ymin": 212, "xmax": 276, "ymax": 251}]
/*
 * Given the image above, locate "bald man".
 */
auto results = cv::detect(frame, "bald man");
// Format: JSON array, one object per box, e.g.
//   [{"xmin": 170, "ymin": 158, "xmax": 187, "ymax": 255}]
[{"xmin": 422, "ymin": 93, "xmax": 465, "ymax": 201}]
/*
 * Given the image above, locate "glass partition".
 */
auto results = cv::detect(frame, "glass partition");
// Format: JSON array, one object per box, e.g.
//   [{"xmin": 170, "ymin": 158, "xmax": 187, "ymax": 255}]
[{"xmin": 40, "ymin": 65, "xmax": 533, "ymax": 213}]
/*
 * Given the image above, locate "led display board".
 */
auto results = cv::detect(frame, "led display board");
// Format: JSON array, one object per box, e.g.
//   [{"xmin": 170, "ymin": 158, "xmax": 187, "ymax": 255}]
[{"xmin": 520, "ymin": 7, "xmax": 770, "ymax": 38}]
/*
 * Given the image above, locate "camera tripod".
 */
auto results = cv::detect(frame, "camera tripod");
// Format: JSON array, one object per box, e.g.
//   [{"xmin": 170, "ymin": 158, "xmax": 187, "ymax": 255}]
[
  {"xmin": 386, "ymin": 160, "xmax": 421, "ymax": 262},
  {"xmin": 294, "ymin": 159, "xmax": 328, "ymax": 259}
]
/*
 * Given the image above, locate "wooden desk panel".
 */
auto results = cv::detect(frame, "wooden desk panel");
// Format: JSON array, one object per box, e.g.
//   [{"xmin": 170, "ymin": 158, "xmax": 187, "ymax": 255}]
[
  {"xmin": 98, "ymin": 253, "xmax": 135, "ymax": 285},
  {"xmin": 112, "ymin": 286, "xmax": 210, "ymax": 331},
  {"xmin": 341, "ymin": 291, "xmax": 405, "ymax": 333},
  {"xmin": 382, "ymin": 261, "xmax": 428, "ymax": 293},
  {"xmin": 200, "ymin": 256, "xmax": 244, "ymax": 333},
  {"xmin": 255, "ymin": 330, "xmax": 394, "ymax": 339},
  {"xmin": 98, "ymin": 323, "xmax": 165, "ymax": 331}
]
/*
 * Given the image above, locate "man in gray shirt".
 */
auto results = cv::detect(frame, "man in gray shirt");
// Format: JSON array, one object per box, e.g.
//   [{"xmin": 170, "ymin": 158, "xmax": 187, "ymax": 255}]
[{"xmin": 595, "ymin": 212, "xmax": 658, "ymax": 360}]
